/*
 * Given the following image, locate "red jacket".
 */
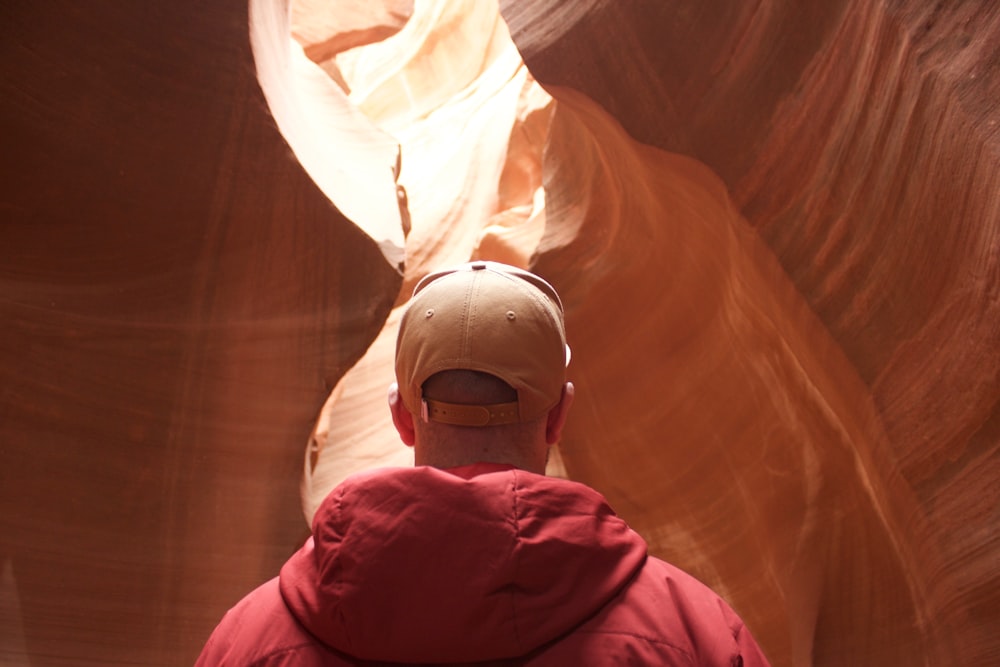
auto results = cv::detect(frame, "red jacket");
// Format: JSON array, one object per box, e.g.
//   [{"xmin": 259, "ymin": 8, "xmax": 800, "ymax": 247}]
[{"xmin": 197, "ymin": 464, "xmax": 769, "ymax": 665}]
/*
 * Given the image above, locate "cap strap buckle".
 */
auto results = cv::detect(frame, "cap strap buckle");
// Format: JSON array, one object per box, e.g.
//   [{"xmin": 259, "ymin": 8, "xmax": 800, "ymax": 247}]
[{"xmin": 421, "ymin": 399, "xmax": 520, "ymax": 426}]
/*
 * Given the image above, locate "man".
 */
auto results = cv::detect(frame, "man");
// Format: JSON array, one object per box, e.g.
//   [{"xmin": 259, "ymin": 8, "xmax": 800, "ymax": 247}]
[{"xmin": 197, "ymin": 261, "xmax": 770, "ymax": 665}]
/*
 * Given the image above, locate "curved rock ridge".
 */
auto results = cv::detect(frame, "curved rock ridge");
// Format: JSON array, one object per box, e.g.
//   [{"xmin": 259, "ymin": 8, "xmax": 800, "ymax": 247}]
[
  {"xmin": 499, "ymin": 1, "xmax": 999, "ymax": 665},
  {"xmin": 250, "ymin": 0, "xmax": 408, "ymax": 269},
  {"xmin": 535, "ymin": 84, "xmax": 929, "ymax": 666}
]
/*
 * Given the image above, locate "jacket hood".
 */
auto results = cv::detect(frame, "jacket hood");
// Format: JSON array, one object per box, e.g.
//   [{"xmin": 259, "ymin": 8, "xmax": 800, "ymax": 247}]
[{"xmin": 279, "ymin": 464, "xmax": 648, "ymax": 663}]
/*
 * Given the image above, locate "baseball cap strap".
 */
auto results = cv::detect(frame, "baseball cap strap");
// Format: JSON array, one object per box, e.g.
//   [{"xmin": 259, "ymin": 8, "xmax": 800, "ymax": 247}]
[{"xmin": 421, "ymin": 399, "xmax": 520, "ymax": 426}]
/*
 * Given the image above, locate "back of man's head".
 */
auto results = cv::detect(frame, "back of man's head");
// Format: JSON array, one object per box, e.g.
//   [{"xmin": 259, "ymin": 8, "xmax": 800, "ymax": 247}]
[{"xmin": 390, "ymin": 261, "xmax": 573, "ymax": 472}]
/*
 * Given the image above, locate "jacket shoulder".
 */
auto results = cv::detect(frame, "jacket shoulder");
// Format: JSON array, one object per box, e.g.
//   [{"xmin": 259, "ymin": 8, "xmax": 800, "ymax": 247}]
[
  {"xmin": 195, "ymin": 577, "xmax": 355, "ymax": 666},
  {"xmin": 527, "ymin": 557, "xmax": 770, "ymax": 666}
]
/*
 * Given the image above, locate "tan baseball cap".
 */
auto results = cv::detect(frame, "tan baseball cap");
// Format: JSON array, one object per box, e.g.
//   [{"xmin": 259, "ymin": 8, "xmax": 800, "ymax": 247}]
[{"xmin": 395, "ymin": 261, "xmax": 570, "ymax": 426}]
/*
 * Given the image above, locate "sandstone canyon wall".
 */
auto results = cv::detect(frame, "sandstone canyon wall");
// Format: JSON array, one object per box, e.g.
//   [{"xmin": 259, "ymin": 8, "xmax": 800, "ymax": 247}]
[
  {"xmin": 1, "ymin": 1, "xmax": 997, "ymax": 666},
  {"xmin": 0, "ymin": 2, "xmax": 401, "ymax": 664}
]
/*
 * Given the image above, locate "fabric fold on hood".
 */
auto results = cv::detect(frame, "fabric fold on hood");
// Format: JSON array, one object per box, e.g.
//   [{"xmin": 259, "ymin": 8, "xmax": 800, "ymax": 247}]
[{"xmin": 279, "ymin": 464, "xmax": 648, "ymax": 663}]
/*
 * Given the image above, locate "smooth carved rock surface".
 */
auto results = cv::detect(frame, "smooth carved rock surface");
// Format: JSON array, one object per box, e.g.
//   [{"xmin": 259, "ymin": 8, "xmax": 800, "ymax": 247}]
[
  {"xmin": 1, "ymin": 1, "xmax": 997, "ymax": 666},
  {"xmin": 496, "ymin": 2, "xmax": 1000, "ymax": 665},
  {"xmin": 0, "ymin": 2, "xmax": 400, "ymax": 664}
]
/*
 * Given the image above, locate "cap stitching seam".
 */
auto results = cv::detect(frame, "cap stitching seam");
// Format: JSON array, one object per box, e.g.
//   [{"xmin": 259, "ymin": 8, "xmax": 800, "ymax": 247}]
[{"xmin": 460, "ymin": 272, "xmax": 476, "ymax": 360}]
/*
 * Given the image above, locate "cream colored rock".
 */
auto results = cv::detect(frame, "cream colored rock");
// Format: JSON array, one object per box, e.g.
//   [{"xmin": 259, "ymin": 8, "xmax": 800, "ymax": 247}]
[
  {"xmin": 251, "ymin": 0, "xmax": 407, "ymax": 269},
  {"xmin": 292, "ymin": 0, "xmax": 413, "ymax": 64},
  {"xmin": 299, "ymin": 0, "xmax": 557, "ymax": 515}
]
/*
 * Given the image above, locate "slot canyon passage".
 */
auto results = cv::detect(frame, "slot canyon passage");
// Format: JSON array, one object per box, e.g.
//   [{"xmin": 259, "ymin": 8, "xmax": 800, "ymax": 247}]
[{"xmin": 1, "ymin": 0, "xmax": 998, "ymax": 664}]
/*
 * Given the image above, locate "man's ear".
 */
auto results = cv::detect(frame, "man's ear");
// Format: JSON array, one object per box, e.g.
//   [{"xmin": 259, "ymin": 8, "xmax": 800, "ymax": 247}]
[
  {"xmin": 545, "ymin": 381, "xmax": 575, "ymax": 445},
  {"xmin": 388, "ymin": 382, "xmax": 416, "ymax": 447}
]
